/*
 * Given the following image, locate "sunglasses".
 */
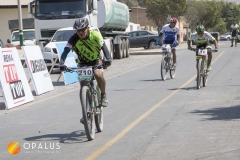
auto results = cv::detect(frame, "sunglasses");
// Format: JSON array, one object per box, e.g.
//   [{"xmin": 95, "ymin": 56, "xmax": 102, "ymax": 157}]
[
  {"xmin": 197, "ymin": 32, "xmax": 204, "ymax": 34},
  {"xmin": 77, "ymin": 27, "xmax": 88, "ymax": 32}
]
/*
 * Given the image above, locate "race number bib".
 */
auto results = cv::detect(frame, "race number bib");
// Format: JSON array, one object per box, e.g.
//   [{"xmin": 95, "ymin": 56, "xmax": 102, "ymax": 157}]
[
  {"xmin": 197, "ymin": 49, "xmax": 207, "ymax": 56},
  {"xmin": 78, "ymin": 67, "xmax": 93, "ymax": 81}
]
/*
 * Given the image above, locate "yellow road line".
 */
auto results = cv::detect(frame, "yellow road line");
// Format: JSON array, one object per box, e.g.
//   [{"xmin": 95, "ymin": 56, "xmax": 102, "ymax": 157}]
[
  {"xmin": 86, "ymin": 50, "xmax": 225, "ymax": 160},
  {"xmin": 0, "ymin": 59, "xmax": 160, "ymax": 116}
]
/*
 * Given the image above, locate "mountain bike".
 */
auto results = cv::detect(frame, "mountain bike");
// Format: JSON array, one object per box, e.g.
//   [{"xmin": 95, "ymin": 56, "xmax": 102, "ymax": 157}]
[
  {"xmin": 64, "ymin": 64, "xmax": 103, "ymax": 141},
  {"xmin": 160, "ymin": 44, "xmax": 176, "ymax": 81},
  {"xmin": 190, "ymin": 47, "xmax": 215, "ymax": 89}
]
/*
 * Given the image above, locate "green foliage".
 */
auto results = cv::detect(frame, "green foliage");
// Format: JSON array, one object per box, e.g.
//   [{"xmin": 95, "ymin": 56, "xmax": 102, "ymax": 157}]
[
  {"xmin": 142, "ymin": 0, "xmax": 187, "ymax": 33},
  {"xmin": 117, "ymin": 0, "xmax": 139, "ymax": 8},
  {"xmin": 119, "ymin": 0, "xmax": 240, "ymax": 34}
]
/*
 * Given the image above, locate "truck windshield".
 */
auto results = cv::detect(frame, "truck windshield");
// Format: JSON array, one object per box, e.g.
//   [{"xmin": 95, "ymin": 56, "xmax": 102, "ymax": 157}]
[
  {"xmin": 35, "ymin": 0, "xmax": 86, "ymax": 19},
  {"xmin": 52, "ymin": 30, "xmax": 76, "ymax": 42},
  {"xmin": 12, "ymin": 31, "xmax": 35, "ymax": 41}
]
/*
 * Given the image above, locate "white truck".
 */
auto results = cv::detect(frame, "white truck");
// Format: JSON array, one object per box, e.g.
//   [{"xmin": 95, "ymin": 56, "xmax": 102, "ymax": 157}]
[{"xmin": 28, "ymin": 0, "xmax": 130, "ymax": 69}]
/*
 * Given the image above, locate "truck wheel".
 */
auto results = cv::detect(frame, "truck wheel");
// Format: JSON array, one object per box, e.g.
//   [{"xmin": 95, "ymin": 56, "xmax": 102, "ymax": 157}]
[
  {"xmin": 115, "ymin": 40, "xmax": 122, "ymax": 59},
  {"xmin": 110, "ymin": 41, "xmax": 114, "ymax": 59},
  {"xmin": 125, "ymin": 39, "xmax": 130, "ymax": 57},
  {"xmin": 122, "ymin": 39, "xmax": 126, "ymax": 58}
]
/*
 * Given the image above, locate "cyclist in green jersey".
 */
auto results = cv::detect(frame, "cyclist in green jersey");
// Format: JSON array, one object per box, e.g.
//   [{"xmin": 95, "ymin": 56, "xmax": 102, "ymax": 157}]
[
  {"xmin": 188, "ymin": 25, "xmax": 218, "ymax": 72},
  {"xmin": 230, "ymin": 21, "xmax": 239, "ymax": 47},
  {"xmin": 59, "ymin": 17, "xmax": 112, "ymax": 109}
]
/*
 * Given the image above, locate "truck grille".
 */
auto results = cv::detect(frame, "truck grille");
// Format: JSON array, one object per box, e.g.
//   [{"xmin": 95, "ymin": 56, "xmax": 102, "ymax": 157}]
[
  {"xmin": 53, "ymin": 58, "xmax": 59, "ymax": 63},
  {"xmin": 41, "ymin": 29, "xmax": 57, "ymax": 38}
]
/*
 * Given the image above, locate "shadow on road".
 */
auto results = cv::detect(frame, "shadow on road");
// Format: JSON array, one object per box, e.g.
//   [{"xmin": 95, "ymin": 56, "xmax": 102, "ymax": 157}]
[
  {"xmin": 191, "ymin": 105, "xmax": 240, "ymax": 121},
  {"xmin": 52, "ymin": 81, "xmax": 65, "ymax": 86},
  {"xmin": 168, "ymin": 86, "xmax": 197, "ymax": 90},
  {"xmin": 140, "ymin": 79, "xmax": 162, "ymax": 82},
  {"xmin": 24, "ymin": 130, "xmax": 90, "ymax": 143},
  {"xmin": 0, "ymin": 102, "xmax": 6, "ymax": 110}
]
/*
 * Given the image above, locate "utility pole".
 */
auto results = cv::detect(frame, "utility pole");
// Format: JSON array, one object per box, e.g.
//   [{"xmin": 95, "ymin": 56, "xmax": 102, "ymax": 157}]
[{"xmin": 18, "ymin": 0, "xmax": 24, "ymax": 46}]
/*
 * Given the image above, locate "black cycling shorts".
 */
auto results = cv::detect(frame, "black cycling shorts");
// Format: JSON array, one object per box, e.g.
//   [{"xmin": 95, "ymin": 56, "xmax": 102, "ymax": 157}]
[{"xmin": 78, "ymin": 59, "xmax": 103, "ymax": 69}]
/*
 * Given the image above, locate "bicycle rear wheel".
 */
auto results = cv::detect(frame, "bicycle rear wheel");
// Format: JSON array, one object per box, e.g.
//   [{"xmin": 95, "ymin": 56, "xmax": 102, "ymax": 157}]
[
  {"xmin": 196, "ymin": 60, "xmax": 201, "ymax": 89},
  {"xmin": 170, "ymin": 54, "xmax": 176, "ymax": 79},
  {"xmin": 80, "ymin": 86, "xmax": 95, "ymax": 140},
  {"xmin": 202, "ymin": 57, "xmax": 208, "ymax": 87},
  {"xmin": 161, "ymin": 54, "xmax": 168, "ymax": 81},
  {"xmin": 95, "ymin": 85, "xmax": 103, "ymax": 132}
]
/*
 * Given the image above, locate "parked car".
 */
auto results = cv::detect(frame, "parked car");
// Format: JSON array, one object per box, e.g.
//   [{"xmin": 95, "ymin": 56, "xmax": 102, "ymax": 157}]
[
  {"xmin": 220, "ymin": 32, "xmax": 231, "ymax": 41},
  {"xmin": 128, "ymin": 30, "xmax": 160, "ymax": 49}
]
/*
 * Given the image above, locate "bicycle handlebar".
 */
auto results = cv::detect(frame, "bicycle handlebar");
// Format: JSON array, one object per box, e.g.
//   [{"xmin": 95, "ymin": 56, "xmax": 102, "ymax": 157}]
[
  {"xmin": 189, "ymin": 48, "xmax": 217, "ymax": 52},
  {"xmin": 59, "ymin": 60, "xmax": 111, "ymax": 73}
]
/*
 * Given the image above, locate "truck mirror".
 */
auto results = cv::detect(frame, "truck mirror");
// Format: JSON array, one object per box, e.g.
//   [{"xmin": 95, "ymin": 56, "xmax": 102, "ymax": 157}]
[
  {"xmin": 93, "ymin": 0, "xmax": 98, "ymax": 10},
  {"xmin": 45, "ymin": 39, "xmax": 50, "ymax": 44},
  {"xmin": 7, "ymin": 39, "xmax": 11, "ymax": 43}
]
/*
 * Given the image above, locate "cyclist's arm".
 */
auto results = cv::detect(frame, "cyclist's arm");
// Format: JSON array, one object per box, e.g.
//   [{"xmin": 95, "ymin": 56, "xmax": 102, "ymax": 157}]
[
  {"xmin": 102, "ymin": 42, "xmax": 111, "ymax": 60},
  {"xmin": 206, "ymin": 32, "xmax": 218, "ymax": 49},
  {"xmin": 176, "ymin": 34, "xmax": 180, "ymax": 42},
  {"xmin": 187, "ymin": 34, "xmax": 194, "ymax": 48},
  {"xmin": 60, "ymin": 34, "xmax": 77, "ymax": 64}
]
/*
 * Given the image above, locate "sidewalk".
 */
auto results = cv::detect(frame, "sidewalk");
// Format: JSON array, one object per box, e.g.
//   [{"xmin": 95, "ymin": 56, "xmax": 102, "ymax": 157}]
[{"xmin": 129, "ymin": 42, "xmax": 188, "ymax": 55}]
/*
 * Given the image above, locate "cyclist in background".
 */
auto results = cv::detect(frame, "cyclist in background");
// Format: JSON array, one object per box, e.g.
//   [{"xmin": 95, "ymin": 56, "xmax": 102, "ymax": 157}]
[
  {"xmin": 59, "ymin": 17, "xmax": 112, "ymax": 108},
  {"xmin": 230, "ymin": 20, "xmax": 239, "ymax": 47},
  {"xmin": 188, "ymin": 25, "xmax": 218, "ymax": 72},
  {"xmin": 156, "ymin": 17, "xmax": 180, "ymax": 68}
]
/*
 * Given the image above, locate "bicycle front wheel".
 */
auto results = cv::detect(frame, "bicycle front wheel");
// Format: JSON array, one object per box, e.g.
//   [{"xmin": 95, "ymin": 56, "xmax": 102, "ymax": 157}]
[
  {"xmin": 95, "ymin": 85, "xmax": 103, "ymax": 132},
  {"xmin": 196, "ymin": 60, "xmax": 201, "ymax": 89},
  {"xmin": 161, "ymin": 54, "xmax": 168, "ymax": 81},
  {"xmin": 170, "ymin": 54, "xmax": 176, "ymax": 79},
  {"xmin": 202, "ymin": 57, "xmax": 208, "ymax": 87},
  {"xmin": 80, "ymin": 86, "xmax": 95, "ymax": 140}
]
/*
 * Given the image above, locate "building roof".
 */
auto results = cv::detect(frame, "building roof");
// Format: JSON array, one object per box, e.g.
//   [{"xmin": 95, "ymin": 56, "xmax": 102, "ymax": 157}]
[{"xmin": 0, "ymin": 0, "xmax": 32, "ymax": 6}]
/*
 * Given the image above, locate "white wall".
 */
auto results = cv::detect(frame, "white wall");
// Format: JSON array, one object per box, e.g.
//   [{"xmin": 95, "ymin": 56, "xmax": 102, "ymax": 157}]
[
  {"xmin": 125, "ymin": 22, "xmax": 140, "ymax": 32},
  {"xmin": 0, "ymin": 8, "xmax": 29, "ymax": 44}
]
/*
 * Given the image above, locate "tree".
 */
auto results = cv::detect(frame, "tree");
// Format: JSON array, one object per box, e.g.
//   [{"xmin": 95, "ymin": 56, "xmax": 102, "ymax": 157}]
[
  {"xmin": 117, "ymin": 0, "xmax": 139, "ymax": 8},
  {"xmin": 142, "ymin": 0, "xmax": 187, "ymax": 33}
]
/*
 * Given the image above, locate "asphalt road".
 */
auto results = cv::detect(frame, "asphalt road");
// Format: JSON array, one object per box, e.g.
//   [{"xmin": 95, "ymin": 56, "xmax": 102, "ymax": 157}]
[{"xmin": 1, "ymin": 41, "xmax": 240, "ymax": 160}]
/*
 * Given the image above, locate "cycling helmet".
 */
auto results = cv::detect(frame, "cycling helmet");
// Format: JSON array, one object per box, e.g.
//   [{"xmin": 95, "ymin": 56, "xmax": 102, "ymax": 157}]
[
  {"xmin": 196, "ymin": 25, "xmax": 205, "ymax": 34},
  {"xmin": 73, "ymin": 17, "xmax": 89, "ymax": 30},
  {"xmin": 170, "ymin": 17, "xmax": 178, "ymax": 24}
]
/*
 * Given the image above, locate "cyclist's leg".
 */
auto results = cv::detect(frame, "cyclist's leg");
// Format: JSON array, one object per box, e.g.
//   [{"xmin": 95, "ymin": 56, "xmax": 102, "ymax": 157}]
[
  {"xmin": 234, "ymin": 36, "xmax": 238, "ymax": 46},
  {"xmin": 171, "ymin": 47, "xmax": 177, "ymax": 65},
  {"xmin": 93, "ymin": 60, "xmax": 108, "ymax": 107},
  {"xmin": 206, "ymin": 44, "xmax": 212, "ymax": 70},
  {"xmin": 231, "ymin": 36, "xmax": 234, "ymax": 47}
]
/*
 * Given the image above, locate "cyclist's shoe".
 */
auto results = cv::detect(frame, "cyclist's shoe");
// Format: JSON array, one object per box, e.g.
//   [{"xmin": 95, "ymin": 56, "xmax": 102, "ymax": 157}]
[
  {"xmin": 101, "ymin": 93, "xmax": 108, "ymax": 107},
  {"xmin": 230, "ymin": 44, "xmax": 233, "ymax": 47},
  {"xmin": 171, "ymin": 63, "xmax": 177, "ymax": 69},
  {"xmin": 80, "ymin": 117, "xmax": 84, "ymax": 124},
  {"xmin": 207, "ymin": 65, "xmax": 212, "ymax": 71}
]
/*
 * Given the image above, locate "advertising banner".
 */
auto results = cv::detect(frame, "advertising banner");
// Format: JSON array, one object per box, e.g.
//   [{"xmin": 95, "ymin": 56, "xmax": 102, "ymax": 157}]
[
  {"xmin": 56, "ymin": 43, "xmax": 78, "ymax": 85},
  {"xmin": 0, "ymin": 48, "xmax": 34, "ymax": 109},
  {"xmin": 22, "ymin": 46, "xmax": 54, "ymax": 95}
]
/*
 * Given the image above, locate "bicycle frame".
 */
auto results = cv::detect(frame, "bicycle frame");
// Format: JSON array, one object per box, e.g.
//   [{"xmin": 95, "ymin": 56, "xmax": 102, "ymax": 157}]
[
  {"xmin": 192, "ymin": 48, "xmax": 214, "ymax": 89},
  {"xmin": 65, "ymin": 65, "xmax": 103, "ymax": 140},
  {"xmin": 160, "ymin": 44, "xmax": 176, "ymax": 80}
]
